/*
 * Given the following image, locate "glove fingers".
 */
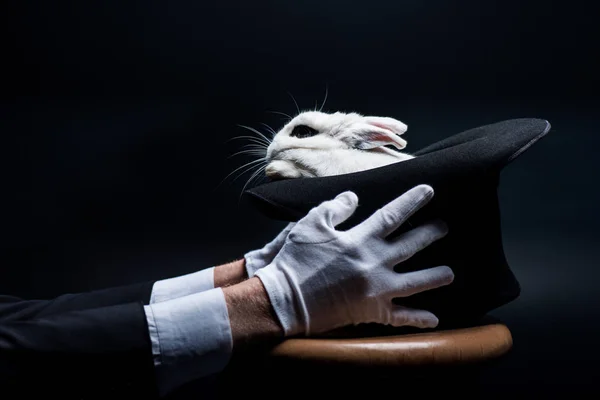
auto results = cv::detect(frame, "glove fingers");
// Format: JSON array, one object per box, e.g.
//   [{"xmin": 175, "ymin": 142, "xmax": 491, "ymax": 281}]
[
  {"xmin": 388, "ymin": 220, "xmax": 448, "ymax": 262},
  {"xmin": 388, "ymin": 265, "xmax": 454, "ymax": 298},
  {"xmin": 355, "ymin": 184, "xmax": 434, "ymax": 238},
  {"xmin": 390, "ymin": 306, "xmax": 440, "ymax": 329}
]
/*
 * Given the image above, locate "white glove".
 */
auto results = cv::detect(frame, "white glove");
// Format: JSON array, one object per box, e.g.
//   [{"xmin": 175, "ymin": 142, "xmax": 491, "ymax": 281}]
[
  {"xmin": 255, "ymin": 184, "xmax": 454, "ymax": 336},
  {"xmin": 244, "ymin": 222, "xmax": 296, "ymax": 277}
]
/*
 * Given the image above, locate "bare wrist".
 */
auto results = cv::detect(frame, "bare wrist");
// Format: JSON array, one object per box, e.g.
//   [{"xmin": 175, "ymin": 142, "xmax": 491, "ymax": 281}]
[
  {"xmin": 222, "ymin": 277, "xmax": 283, "ymax": 351},
  {"xmin": 214, "ymin": 259, "xmax": 248, "ymax": 287}
]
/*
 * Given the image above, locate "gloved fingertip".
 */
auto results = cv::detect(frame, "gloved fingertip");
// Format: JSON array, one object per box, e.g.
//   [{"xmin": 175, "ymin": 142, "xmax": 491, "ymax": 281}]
[
  {"xmin": 336, "ymin": 191, "xmax": 358, "ymax": 207},
  {"xmin": 412, "ymin": 184, "xmax": 434, "ymax": 199},
  {"xmin": 419, "ymin": 314, "xmax": 439, "ymax": 329},
  {"xmin": 431, "ymin": 219, "xmax": 449, "ymax": 234},
  {"xmin": 438, "ymin": 265, "xmax": 455, "ymax": 284}
]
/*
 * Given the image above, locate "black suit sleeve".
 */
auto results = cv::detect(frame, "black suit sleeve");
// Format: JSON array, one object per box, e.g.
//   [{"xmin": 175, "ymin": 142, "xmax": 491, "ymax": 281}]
[
  {"xmin": 0, "ymin": 301, "xmax": 158, "ymax": 399},
  {"xmin": 0, "ymin": 280, "xmax": 155, "ymax": 322},
  {"xmin": 0, "ymin": 282, "xmax": 159, "ymax": 398}
]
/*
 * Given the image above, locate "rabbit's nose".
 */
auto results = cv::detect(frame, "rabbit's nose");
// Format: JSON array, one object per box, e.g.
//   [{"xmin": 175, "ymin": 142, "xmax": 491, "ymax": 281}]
[
  {"xmin": 265, "ymin": 163, "xmax": 276, "ymax": 176},
  {"xmin": 265, "ymin": 162, "xmax": 283, "ymax": 179},
  {"xmin": 266, "ymin": 160, "xmax": 302, "ymax": 180}
]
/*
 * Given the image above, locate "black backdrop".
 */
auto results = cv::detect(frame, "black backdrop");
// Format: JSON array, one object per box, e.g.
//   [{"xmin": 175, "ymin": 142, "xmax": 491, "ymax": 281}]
[{"xmin": 2, "ymin": 0, "xmax": 599, "ymax": 397}]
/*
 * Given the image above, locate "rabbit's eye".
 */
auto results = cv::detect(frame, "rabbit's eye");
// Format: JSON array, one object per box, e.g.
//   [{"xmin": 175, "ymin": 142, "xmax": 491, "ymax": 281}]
[{"xmin": 290, "ymin": 125, "xmax": 319, "ymax": 139}]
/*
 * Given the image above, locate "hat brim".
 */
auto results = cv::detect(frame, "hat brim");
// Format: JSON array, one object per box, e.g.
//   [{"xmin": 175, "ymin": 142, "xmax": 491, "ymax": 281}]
[{"xmin": 244, "ymin": 118, "xmax": 551, "ymax": 223}]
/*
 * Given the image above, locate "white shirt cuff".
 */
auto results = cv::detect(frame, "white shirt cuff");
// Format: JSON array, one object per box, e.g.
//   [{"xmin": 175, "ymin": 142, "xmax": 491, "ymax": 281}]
[
  {"xmin": 150, "ymin": 267, "xmax": 215, "ymax": 304},
  {"xmin": 144, "ymin": 287, "xmax": 232, "ymax": 396}
]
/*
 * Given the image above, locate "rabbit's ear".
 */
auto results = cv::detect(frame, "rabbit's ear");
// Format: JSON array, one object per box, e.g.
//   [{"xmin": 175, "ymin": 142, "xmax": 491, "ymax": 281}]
[{"xmin": 353, "ymin": 117, "xmax": 408, "ymax": 150}]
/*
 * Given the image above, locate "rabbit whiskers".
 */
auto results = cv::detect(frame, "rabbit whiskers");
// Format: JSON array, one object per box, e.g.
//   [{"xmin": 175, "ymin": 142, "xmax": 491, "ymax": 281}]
[
  {"xmin": 224, "ymin": 86, "xmax": 330, "ymax": 199},
  {"xmin": 224, "ymin": 124, "xmax": 273, "ymax": 202}
]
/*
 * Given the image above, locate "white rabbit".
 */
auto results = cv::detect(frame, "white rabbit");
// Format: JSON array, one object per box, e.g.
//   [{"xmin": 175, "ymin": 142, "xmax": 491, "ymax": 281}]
[{"xmin": 264, "ymin": 111, "xmax": 415, "ymax": 179}]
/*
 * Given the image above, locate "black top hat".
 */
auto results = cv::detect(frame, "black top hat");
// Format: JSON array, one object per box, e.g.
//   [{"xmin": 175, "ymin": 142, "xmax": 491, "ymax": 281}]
[{"xmin": 243, "ymin": 118, "xmax": 551, "ymax": 327}]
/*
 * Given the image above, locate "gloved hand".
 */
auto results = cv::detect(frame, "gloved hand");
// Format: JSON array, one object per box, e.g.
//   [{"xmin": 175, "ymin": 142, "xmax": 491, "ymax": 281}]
[
  {"xmin": 255, "ymin": 184, "xmax": 454, "ymax": 336},
  {"xmin": 244, "ymin": 222, "xmax": 296, "ymax": 277}
]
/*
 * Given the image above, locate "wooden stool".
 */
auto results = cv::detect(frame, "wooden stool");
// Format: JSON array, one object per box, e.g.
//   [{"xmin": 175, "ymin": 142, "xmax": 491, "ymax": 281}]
[{"xmin": 217, "ymin": 316, "xmax": 512, "ymax": 397}]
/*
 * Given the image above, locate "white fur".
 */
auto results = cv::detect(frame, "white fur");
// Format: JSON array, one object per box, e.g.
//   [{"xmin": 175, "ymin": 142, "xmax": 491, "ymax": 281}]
[{"xmin": 265, "ymin": 111, "xmax": 415, "ymax": 179}]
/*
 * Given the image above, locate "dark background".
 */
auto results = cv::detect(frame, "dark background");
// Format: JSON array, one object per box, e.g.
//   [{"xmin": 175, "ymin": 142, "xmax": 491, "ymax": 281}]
[{"xmin": 1, "ymin": 0, "xmax": 599, "ymax": 397}]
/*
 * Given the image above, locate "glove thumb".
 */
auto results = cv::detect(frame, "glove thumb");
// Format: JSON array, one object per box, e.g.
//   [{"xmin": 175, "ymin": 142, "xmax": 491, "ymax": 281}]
[
  {"xmin": 288, "ymin": 191, "xmax": 359, "ymax": 243},
  {"xmin": 317, "ymin": 191, "xmax": 359, "ymax": 228}
]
